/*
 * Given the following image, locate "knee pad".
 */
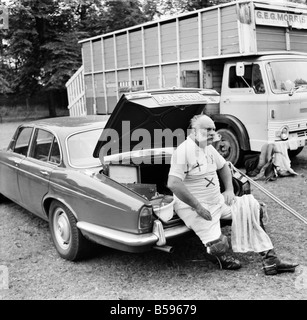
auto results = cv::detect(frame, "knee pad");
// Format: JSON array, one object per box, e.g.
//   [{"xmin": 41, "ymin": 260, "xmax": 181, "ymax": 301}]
[{"xmin": 206, "ymin": 234, "xmax": 229, "ymax": 256}]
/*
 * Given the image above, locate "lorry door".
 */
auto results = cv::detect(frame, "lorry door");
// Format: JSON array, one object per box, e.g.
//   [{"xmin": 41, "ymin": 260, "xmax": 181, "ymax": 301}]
[
  {"xmin": 220, "ymin": 63, "xmax": 268, "ymax": 152},
  {"xmin": 265, "ymin": 59, "xmax": 307, "ymax": 150}
]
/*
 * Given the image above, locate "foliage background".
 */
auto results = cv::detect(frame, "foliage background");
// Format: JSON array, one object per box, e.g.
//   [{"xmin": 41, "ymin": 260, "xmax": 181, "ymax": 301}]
[{"xmin": 0, "ymin": 0, "xmax": 233, "ymax": 116}]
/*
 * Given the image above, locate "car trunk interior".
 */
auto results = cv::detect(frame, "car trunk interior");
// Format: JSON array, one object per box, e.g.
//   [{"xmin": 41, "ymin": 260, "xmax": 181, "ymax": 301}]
[
  {"xmin": 106, "ymin": 154, "xmax": 172, "ymax": 200},
  {"xmin": 104, "ymin": 154, "xmax": 180, "ymax": 224}
]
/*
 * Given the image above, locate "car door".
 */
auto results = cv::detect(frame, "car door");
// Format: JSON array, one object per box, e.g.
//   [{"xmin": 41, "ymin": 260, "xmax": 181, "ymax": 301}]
[
  {"xmin": 18, "ymin": 128, "xmax": 61, "ymax": 218},
  {"xmin": 0, "ymin": 126, "xmax": 33, "ymax": 204}
]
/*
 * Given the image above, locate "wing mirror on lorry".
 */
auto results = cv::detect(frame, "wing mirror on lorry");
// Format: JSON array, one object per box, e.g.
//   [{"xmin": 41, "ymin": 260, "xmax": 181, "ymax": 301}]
[{"xmin": 236, "ymin": 62, "xmax": 245, "ymax": 77}]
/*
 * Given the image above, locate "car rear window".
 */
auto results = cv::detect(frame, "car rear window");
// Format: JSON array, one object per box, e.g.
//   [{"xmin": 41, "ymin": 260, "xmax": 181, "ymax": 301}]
[{"xmin": 67, "ymin": 129, "xmax": 102, "ymax": 168}]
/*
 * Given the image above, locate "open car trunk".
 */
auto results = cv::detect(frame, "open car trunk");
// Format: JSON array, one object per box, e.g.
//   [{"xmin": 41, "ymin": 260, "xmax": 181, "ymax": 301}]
[
  {"xmin": 103, "ymin": 150, "xmax": 252, "ymax": 226},
  {"xmin": 94, "ymin": 88, "xmax": 251, "ymax": 227},
  {"xmin": 104, "ymin": 150, "xmax": 180, "ymax": 225}
]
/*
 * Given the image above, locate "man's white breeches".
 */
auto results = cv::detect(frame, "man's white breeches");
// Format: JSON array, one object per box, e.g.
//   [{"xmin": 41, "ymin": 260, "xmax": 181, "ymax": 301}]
[{"xmin": 176, "ymin": 195, "xmax": 232, "ymax": 246}]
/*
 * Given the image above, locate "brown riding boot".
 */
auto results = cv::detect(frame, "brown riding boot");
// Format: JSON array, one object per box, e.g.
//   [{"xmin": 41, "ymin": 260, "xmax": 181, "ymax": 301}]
[
  {"xmin": 204, "ymin": 235, "xmax": 241, "ymax": 270},
  {"xmin": 261, "ymin": 249, "xmax": 299, "ymax": 276}
]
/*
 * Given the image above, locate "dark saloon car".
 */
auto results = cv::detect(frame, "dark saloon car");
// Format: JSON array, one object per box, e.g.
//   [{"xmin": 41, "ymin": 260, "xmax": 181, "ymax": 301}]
[{"xmin": 0, "ymin": 88, "xmax": 250, "ymax": 261}]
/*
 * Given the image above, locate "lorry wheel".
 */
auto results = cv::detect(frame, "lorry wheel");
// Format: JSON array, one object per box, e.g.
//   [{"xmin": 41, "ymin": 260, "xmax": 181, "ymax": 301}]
[
  {"xmin": 214, "ymin": 128, "xmax": 242, "ymax": 166},
  {"xmin": 0, "ymin": 193, "xmax": 8, "ymax": 203},
  {"xmin": 288, "ymin": 146, "xmax": 304, "ymax": 158}
]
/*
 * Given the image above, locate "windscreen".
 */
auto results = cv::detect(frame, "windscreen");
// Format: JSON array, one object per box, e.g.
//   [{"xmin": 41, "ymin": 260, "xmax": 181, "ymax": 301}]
[{"xmin": 267, "ymin": 60, "xmax": 307, "ymax": 93}]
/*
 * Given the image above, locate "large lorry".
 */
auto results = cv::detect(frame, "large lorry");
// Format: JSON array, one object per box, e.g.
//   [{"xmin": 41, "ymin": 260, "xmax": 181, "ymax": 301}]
[{"xmin": 72, "ymin": 0, "xmax": 307, "ymax": 165}]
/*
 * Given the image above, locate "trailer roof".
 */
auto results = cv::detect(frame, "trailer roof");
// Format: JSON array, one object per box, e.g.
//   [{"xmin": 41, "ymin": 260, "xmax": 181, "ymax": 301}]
[{"xmin": 79, "ymin": 0, "xmax": 307, "ymax": 44}]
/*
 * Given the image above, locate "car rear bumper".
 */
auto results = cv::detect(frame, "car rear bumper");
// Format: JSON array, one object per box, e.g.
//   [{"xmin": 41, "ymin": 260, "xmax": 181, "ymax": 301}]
[{"xmin": 77, "ymin": 220, "xmax": 191, "ymax": 252}]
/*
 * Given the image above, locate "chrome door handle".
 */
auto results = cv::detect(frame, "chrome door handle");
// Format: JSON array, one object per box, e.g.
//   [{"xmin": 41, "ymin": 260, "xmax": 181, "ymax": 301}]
[{"xmin": 40, "ymin": 170, "xmax": 49, "ymax": 176}]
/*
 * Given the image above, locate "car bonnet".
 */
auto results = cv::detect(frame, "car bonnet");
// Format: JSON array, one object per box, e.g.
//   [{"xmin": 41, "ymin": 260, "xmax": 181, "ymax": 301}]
[{"xmin": 93, "ymin": 88, "xmax": 220, "ymax": 158}]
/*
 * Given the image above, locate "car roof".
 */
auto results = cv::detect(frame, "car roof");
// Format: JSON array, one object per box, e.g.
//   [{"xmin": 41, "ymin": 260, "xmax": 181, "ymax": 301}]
[
  {"xmin": 25, "ymin": 115, "xmax": 108, "ymax": 127},
  {"xmin": 22, "ymin": 115, "xmax": 108, "ymax": 138}
]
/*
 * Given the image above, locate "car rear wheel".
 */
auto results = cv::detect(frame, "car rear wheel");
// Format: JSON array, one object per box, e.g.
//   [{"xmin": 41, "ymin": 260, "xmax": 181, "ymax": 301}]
[
  {"xmin": 214, "ymin": 128, "xmax": 243, "ymax": 166},
  {"xmin": 49, "ymin": 200, "xmax": 91, "ymax": 261}
]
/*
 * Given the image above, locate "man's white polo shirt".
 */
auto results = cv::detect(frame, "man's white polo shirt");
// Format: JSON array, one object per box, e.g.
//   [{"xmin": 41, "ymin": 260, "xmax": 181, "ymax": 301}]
[{"xmin": 169, "ymin": 136, "xmax": 226, "ymax": 210}]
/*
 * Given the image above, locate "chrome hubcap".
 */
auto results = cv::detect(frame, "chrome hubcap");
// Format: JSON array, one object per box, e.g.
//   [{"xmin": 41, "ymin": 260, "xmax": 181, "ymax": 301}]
[{"xmin": 53, "ymin": 208, "xmax": 71, "ymax": 250}]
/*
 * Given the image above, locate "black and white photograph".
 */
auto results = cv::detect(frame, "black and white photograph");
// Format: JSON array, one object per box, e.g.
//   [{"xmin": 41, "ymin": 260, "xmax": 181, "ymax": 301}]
[{"xmin": 1, "ymin": 0, "xmax": 307, "ymax": 305}]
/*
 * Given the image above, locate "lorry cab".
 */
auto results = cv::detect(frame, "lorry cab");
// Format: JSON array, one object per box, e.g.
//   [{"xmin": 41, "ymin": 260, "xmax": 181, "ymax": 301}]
[{"xmin": 217, "ymin": 54, "xmax": 307, "ymax": 163}]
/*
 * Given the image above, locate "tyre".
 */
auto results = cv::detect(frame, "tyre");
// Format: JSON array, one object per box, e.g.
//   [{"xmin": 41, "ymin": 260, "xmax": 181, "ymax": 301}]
[
  {"xmin": 49, "ymin": 200, "xmax": 91, "ymax": 261},
  {"xmin": 288, "ymin": 146, "xmax": 304, "ymax": 158},
  {"xmin": 0, "ymin": 193, "xmax": 10, "ymax": 203},
  {"xmin": 0, "ymin": 193, "xmax": 6, "ymax": 203},
  {"xmin": 214, "ymin": 128, "xmax": 243, "ymax": 166}
]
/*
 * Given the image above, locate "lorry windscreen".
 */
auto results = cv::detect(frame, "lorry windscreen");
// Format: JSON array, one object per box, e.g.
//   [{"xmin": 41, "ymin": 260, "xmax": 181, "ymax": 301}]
[{"xmin": 267, "ymin": 60, "xmax": 307, "ymax": 94}]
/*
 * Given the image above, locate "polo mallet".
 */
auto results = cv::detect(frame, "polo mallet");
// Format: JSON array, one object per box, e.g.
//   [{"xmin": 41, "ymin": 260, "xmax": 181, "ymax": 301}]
[{"xmin": 229, "ymin": 163, "xmax": 307, "ymax": 226}]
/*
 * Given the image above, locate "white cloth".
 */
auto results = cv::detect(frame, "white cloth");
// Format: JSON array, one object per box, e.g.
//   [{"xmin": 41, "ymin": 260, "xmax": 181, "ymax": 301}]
[
  {"xmin": 230, "ymin": 194, "xmax": 274, "ymax": 253},
  {"xmin": 272, "ymin": 141, "xmax": 297, "ymax": 176}
]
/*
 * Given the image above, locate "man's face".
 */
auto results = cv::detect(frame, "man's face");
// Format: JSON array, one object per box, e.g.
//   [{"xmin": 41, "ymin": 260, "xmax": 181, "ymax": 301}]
[{"xmin": 195, "ymin": 118, "xmax": 216, "ymax": 147}]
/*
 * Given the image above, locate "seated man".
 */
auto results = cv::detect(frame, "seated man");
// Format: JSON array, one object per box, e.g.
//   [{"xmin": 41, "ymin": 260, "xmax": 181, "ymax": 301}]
[{"xmin": 167, "ymin": 114, "xmax": 298, "ymax": 275}]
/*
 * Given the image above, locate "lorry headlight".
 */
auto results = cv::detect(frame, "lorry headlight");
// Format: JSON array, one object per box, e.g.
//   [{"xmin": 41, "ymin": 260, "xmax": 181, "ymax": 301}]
[
  {"xmin": 276, "ymin": 126, "xmax": 289, "ymax": 140},
  {"xmin": 280, "ymin": 126, "xmax": 289, "ymax": 140}
]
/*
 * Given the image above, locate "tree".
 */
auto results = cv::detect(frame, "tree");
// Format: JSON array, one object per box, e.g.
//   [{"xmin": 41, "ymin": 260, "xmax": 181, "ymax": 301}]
[
  {"xmin": 1, "ymin": 0, "xmax": 87, "ymax": 115},
  {"xmin": 0, "ymin": 0, "xmax": 163, "ymax": 116},
  {"xmin": 103, "ymin": 0, "xmax": 151, "ymax": 33},
  {"xmin": 152, "ymin": 0, "xmax": 230, "ymax": 16}
]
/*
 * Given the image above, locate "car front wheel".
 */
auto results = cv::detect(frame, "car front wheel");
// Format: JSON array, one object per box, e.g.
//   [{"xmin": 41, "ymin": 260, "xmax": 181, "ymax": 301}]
[{"xmin": 49, "ymin": 200, "xmax": 90, "ymax": 261}]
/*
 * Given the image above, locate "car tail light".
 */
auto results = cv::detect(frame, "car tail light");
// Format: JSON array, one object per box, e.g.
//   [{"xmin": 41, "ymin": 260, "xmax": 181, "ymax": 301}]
[{"xmin": 138, "ymin": 206, "xmax": 153, "ymax": 231}]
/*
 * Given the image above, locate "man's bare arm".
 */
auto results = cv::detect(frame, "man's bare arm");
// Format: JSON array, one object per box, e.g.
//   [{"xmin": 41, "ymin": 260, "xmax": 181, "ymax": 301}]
[{"xmin": 217, "ymin": 163, "xmax": 235, "ymax": 205}]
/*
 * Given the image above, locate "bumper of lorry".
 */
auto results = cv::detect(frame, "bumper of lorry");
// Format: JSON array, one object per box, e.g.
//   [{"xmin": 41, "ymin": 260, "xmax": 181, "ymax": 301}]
[
  {"xmin": 288, "ymin": 132, "xmax": 307, "ymax": 148},
  {"xmin": 274, "ymin": 133, "xmax": 307, "ymax": 150},
  {"xmin": 268, "ymin": 120, "xmax": 307, "ymax": 149}
]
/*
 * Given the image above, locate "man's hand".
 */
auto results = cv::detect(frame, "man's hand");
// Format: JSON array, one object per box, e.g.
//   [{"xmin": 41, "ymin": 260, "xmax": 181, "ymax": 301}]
[
  {"xmin": 168, "ymin": 175, "xmax": 212, "ymax": 221},
  {"xmin": 222, "ymin": 190, "xmax": 236, "ymax": 206},
  {"xmin": 194, "ymin": 203, "xmax": 212, "ymax": 221},
  {"xmin": 218, "ymin": 163, "xmax": 236, "ymax": 206}
]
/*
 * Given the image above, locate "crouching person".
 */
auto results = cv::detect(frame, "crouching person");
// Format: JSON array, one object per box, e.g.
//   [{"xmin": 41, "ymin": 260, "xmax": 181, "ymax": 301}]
[{"xmin": 167, "ymin": 114, "xmax": 298, "ymax": 275}]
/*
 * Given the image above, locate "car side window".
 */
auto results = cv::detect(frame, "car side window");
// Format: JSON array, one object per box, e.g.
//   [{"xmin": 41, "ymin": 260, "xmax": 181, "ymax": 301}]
[
  {"xmin": 30, "ymin": 129, "xmax": 54, "ymax": 162},
  {"xmin": 11, "ymin": 127, "xmax": 33, "ymax": 156},
  {"xmin": 49, "ymin": 138, "xmax": 61, "ymax": 165}
]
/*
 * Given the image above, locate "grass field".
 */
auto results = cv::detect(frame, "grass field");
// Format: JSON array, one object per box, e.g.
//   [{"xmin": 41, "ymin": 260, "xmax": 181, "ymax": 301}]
[{"xmin": 1, "ymin": 119, "xmax": 306, "ymax": 300}]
